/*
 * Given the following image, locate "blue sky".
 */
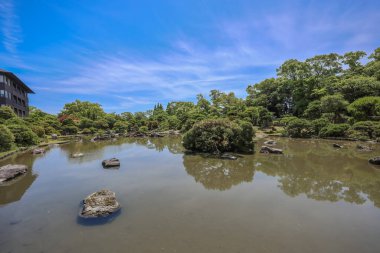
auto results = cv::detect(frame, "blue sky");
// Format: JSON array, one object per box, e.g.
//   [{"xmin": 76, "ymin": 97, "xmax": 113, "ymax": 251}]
[{"xmin": 0, "ymin": 0, "xmax": 379, "ymax": 114}]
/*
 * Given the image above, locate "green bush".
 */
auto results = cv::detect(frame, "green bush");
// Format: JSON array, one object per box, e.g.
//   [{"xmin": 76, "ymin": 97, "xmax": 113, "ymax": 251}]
[
  {"xmin": 183, "ymin": 119, "xmax": 254, "ymax": 153},
  {"xmin": 285, "ymin": 118, "xmax": 313, "ymax": 138},
  {"xmin": 0, "ymin": 125, "xmax": 15, "ymax": 151},
  {"xmin": 82, "ymin": 128, "xmax": 93, "ymax": 134},
  {"xmin": 113, "ymin": 121, "xmax": 128, "ymax": 134},
  {"xmin": 30, "ymin": 125, "xmax": 45, "ymax": 138},
  {"xmin": 0, "ymin": 106, "xmax": 16, "ymax": 121},
  {"xmin": 347, "ymin": 121, "xmax": 380, "ymax": 140},
  {"xmin": 311, "ymin": 118, "xmax": 330, "ymax": 135},
  {"xmin": 61, "ymin": 125, "xmax": 78, "ymax": 135},
  {"xmin": 7, "ymin": 124, "xmax": 39, "ymax": 146},
  {"xmin": 319, "ymin": 124, "xmax": 350, "ymax": 138},
  {"xmin": 279, "ymin": 116, "xmax": 299, "ymax": 126},
  {"xmin": 138, "ymin": 126, "xmax": 149, "ymax": 134},
  {"xmin": 348, "ymin": 96, "xmax": 380, "ymax": 121}
]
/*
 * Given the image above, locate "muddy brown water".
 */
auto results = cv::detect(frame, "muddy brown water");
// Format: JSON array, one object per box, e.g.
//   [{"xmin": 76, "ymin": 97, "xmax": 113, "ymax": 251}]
[{"xmin": 1, "ymin": 137, "xmax": 380, "ymax": 253}]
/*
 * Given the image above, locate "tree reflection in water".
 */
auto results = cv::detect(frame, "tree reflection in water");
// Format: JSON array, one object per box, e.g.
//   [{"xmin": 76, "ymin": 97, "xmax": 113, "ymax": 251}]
[
  {"xmin": 183, "ymin": 154, "xmax": 255, "ymax": 191},
  {"xmin": 0, "ymin": 149, "xmax": 41, "ymax": 205},
  {"xmin": 254, "ymin": 138, "xmax": 380, "ymax": 208}
]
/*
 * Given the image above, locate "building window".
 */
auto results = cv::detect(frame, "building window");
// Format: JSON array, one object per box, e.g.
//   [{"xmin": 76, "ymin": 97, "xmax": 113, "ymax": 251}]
[{"xmin": 0, "ymin": 74, "xmax": 3, "ymax": 83}]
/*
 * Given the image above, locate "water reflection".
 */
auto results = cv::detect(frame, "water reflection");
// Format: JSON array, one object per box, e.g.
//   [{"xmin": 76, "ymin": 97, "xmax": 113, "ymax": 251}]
[
  {"xmin": 255, "ymin": 138, "xmax": 380, "ymax": 207},
  {"xmin": 0, "ymin": 170, "xmax": 37, "ymax": 205},
  {"xmin": 0, "ymin": 149, "xmax": 42, "ymax": 205},
  {"xmin": 183, "ymin": 154, "xmax": 255, "ymax": 191},
  {"xmin": 1, "ymin": 137, "xmax": 380, "ymax": 208},
  {"xmin": 59, "ymin": 137, "xmax": 185, "ymax": 165}
]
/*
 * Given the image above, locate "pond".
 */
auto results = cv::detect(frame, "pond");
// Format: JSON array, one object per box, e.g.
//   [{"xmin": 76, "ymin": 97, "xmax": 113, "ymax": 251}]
[{"xmin": 1, "ymin": 137, "xmax": 380, "ymax": 253}]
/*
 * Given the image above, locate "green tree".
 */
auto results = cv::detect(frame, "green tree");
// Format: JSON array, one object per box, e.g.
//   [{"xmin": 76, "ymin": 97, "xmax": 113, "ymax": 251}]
[
  {"xmin": 0, "ymin": 125, "xmax": 15, "ymax": 151},
  {"xmin": 348, "ymin": 96, "xmax": 380, "ymax": 121},
  {"xmin": 7, "ymin": 124, "xmax": 39, "ymax": 146},
  {"xmin": 60, "ymin": 100, "xmax": 106, "ymax": 120},
  {"xmin": 320, "ymin": 94, "xmax": 348, "ymax": 123},
  {"xmin": 0, "ymin": 106, "xmax": 16, "ymax": 122}
]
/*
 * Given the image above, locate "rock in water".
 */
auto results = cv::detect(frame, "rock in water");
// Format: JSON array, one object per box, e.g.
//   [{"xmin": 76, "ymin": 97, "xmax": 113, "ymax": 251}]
[
  {"xmin": 369, "ymin": 157, "xmax": 380, "ymax": 165},
  {"xmin": 32, "ymin": 148, "xmax": 45, "ymax": 155},
  {"xmin": 260, "ymin": 146, "xmax": 283, "ymax": 154},
  {"xmin": 357, "ymin": 144, "xmax": 373, "ymax": 151},
  {"xmin": 264, "ymin": 140, "xmax": 277, "ymax": 146},
  {"xmin": 79, "ymin": 189, "xmax": 121, "ymax": 218},
  {"xmin": 0, "ymin": 164, "xmax": 28, "ymax": 184},
  {"xmin": 71, "ymin": 153, "xmax": 84, "ymax": 158},
  {"xmin": 333, "ymin": 143, "xmax": 343, "ymax": 148},
  {"xmin": 220, "ymin": 153, "xmax": 238, "ymax": 160},
  {"xmin": 102, "ymin": 158, "xmax": 120, "ymax": 168}
]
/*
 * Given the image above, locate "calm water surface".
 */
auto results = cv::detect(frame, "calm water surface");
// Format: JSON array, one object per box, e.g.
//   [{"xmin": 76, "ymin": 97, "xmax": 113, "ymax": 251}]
[{"xmin": 1, "ymin": 137, "xmax": 380, "ymax": 253}]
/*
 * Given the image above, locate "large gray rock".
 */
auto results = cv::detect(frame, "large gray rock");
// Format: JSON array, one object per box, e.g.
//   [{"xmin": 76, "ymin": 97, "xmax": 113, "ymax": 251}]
[
  {"xmin": 260, "ymin": 146, "xmax": 283, "ymax": 154},
  {"xmin": 32, "ymin": 148, "xmax": 45, "ymax": 155},
  {"xmin": 79, "ymin": 189, "xmax": 121, "ymax": 218},
  {"xmin": 369, "ymin": 157, "xmax": 380, "ymax": 165},
  {"xmin": 102, "ymin": 158, "xmax": 120, "ymax": 168},
  {"xmin": 0, "ymin": 164, "xmax": 28, "ymax": 184}
]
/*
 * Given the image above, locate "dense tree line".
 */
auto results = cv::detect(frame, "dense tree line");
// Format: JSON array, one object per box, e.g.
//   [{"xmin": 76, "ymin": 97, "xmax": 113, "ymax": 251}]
[{"xmin": 0, "ymin": 47, "xmax": 379, "ymax": 152}]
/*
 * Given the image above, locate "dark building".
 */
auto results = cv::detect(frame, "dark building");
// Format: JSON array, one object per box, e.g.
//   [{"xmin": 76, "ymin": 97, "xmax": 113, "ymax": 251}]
[{"xmin": 0, "ymin": 69, "xmax": 34, "ymax": 117}]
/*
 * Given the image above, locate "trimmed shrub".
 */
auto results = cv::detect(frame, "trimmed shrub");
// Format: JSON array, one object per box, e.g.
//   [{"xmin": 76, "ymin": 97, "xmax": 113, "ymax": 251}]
[
  {"xmin": 7, "ymin": 124, "xmax": 39, "ymax": 146},
  {"xmin": 348, "ymin": 96, "xmax": 380, "ymax": 121},
  {"xmin": 311, "ymin": 118, "xmax": 330, "ymax": 135},
  {"xmin": 0, "ymin": 125, "xmax": 15, "ymax": 151},
  {"xmin": 138, "ymin": 126, "xmax": 148, "ymax": 134},
  {"xmin": 286, "ymin": 118, "xmax": 313, "ymax": 138},
  {"xmin": 347, "ymin": 121, "xmax": 380, "ymax": 140},
  {"xmin": 0, "ymin": 106, "xmax": 17, "ymax": 121},
  {"xmin": 183, "ymin": 119, "xmax": 254, "ymax": 153},
  {"xmin": 279, "ymin": 116, "xmax": 299, "ymax": 126},
  {"xmin": 61, "ymin": 125, "xmax": 78, "ymax": 135},
  {"xmin": 319, "ymin": 124, "xmax": 350, "ymax": 138},
  {"xmin": 113, "ymin": 121, "xmax": 128, "ymax": 134},
  {"xmin": 82, "ymin": 128, "xmax": 93, "ymax": 134},
  {"xmin": 30, "ymin": 125, "xmax": 45, "ymax": 138}
]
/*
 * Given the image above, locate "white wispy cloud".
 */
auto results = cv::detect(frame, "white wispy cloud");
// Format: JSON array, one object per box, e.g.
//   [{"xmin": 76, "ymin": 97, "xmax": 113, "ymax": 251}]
[
  {"xmin": 19, "ymin": 0, "xmax": 380, "ymax": 113},
  {"xmin": 35, "ymin": 40, "xmax": 272, "ymax": 104},
  {"xmin": 0, "ymin": 0, "xmax": 22, "ymax": 54}
]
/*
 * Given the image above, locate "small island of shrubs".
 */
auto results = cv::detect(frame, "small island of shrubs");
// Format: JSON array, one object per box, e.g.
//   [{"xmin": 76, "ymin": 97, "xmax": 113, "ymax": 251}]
[{"xmin": 183, "ymin": 119, "xmax": 254, "ymax": 154}]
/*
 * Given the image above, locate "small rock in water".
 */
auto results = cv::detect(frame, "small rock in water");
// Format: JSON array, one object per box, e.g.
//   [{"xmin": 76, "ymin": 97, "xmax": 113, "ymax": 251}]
[
  {"xmin": 357, "ymin": 144, "xmax": 373, "ymax": 151},
  {"xmin": 369, "ymin": 157, "xmax": 380, "ymax": 165},
  {"xmin": 71, "ymin": 153, "xmax": 84, "ymax": 158},
  {"xmin": 260, "ymin": 146, "xmax": 283, "ymax": 154},
  {"xmin": 264, "ymin": 140, "xmax": 277, "ymax": 146},
  {"xmin": 79, "ymin": 189, "xmax": 121, "ymax": 218},
  {"xmin": 333, "ymin": 143, "xmax": 343, "ymax": 148},
  {"xmin": 102, "ymin": 158, "xmax": 120, "ymax": 168},
  {"xmin": 220, "ymin": 153, "xmax": 238, "ymax": 160},
  {"xmin": 32, "ymin": 148, "xmax": 45, "ymax": 155},
  {"xmin": 149, "ymin": 132, "xmax": 164, "ymax": 138},
  {"xmin": 0, "ymin": 164, "xmax": 28, "ymax": 184}
]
